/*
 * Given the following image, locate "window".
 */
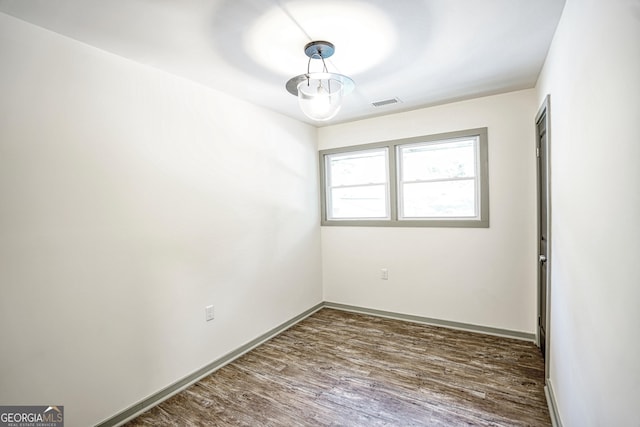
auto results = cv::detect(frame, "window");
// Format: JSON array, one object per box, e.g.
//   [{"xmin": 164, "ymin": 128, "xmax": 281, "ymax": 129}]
[
  {"xmin": 319, "ymin": 128, "xmax": 489, "ymax": 227},
  {"xmin": 397, "ymin": 137, "xmax": 479, "ymax": 220},
  {"xmin": 325, "ymin": 148, "xmax": 389, "ymax": 220}
]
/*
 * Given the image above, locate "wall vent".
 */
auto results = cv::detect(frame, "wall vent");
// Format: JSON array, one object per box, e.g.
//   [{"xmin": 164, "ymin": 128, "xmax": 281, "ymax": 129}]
[{"xmin": 372, "ymin": 97, "xmax": 402, "ymax": 107}]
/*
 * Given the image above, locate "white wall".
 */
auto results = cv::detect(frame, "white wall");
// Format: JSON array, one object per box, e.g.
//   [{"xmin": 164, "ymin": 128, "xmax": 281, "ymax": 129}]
[
  {"xmin": 319, "ymin": 90, "xmax": 538, "ymax": 334},
  {"xmin": 0, "ymin": 13, "xmax": 322, "ymax": 427},
  {"xmin": 535, "ymin": 0, "xmax": 640, "ymax": 425}
]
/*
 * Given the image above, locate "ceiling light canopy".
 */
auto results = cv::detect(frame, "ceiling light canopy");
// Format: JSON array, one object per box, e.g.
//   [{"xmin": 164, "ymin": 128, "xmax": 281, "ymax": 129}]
[{"xmin": 286, "ymin": 41, "xmax": 355, "ymax": 122}]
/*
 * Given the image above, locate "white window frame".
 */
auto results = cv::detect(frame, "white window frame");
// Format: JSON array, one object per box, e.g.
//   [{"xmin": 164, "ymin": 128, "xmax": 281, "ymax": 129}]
[
  {"xmin": 396, "ymin": 136, "xmax": 481, "ymax": 222},
  {"xmin": 319, "ymin": 128, "xmax": 489, "ymax": 227},
  {"xmin": 324, "ymin": 147, "xmax": 390, "ymax": 221}
]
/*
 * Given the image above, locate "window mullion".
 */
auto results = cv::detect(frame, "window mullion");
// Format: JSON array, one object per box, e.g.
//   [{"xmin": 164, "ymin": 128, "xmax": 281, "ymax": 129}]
[{"xmin": 390, "ymin": 145, "xmax": 399, "ymax": 221}]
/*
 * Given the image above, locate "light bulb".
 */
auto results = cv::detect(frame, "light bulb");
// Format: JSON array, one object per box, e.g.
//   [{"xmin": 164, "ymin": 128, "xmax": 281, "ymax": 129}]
[{"xmin": 297, "ymin": 78, "xmax": 344, "ymax": 121}]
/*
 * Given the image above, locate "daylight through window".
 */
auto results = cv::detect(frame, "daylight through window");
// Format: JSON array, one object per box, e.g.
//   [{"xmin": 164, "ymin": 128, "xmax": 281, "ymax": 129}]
[
  {"xmin": 325, "ymin": 148, "xmax": 389, "ymax": 220},
  {"xmin": 319, "ymin": 128, "xmax": 489, "ymax": 227}
]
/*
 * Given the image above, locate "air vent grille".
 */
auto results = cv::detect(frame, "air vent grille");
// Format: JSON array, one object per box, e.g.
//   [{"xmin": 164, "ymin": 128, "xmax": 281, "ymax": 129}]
[{"xmin": 372, "ymin": 97, "xmax": 401, "ymax": 107}]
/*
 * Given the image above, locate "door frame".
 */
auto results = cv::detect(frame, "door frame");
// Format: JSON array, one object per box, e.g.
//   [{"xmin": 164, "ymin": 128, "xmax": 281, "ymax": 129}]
[{"xmin": 535, "ymin": 94, "xmax": 552, "ymax": 379}]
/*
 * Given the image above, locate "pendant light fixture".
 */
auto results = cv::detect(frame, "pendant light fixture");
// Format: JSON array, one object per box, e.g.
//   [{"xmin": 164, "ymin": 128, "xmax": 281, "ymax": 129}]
[{"xmin": 286, "ymin": 41, "xmax": 355, "ymax": 121}]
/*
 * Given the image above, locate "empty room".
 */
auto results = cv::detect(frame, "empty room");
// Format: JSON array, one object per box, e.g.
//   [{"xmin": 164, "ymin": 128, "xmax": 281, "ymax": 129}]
[{"xmin": 0, "ymin": 0, "xmax": 638, "ymax": 426}]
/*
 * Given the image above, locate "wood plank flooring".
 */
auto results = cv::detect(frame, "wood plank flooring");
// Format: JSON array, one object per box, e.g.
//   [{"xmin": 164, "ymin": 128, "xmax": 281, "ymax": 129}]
[{"xmin": 124, "ymin": 308, "xmax": 550, "ymax": 426}]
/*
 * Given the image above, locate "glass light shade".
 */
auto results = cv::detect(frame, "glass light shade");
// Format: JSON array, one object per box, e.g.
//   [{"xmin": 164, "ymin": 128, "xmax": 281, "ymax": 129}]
[{"xmin": 297, "ymin": 77, "xmax": 344, "ymax": 121}]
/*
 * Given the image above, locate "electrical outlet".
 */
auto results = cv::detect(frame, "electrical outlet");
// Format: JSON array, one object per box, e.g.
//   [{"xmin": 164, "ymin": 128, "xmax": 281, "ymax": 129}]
[
  {"xmin": 381, "ymin": 268, "xmax": 388, "ymax": 280},
  {"xmin": 205, "ymin": 305, "xmax": 214, "ymax": 321}
]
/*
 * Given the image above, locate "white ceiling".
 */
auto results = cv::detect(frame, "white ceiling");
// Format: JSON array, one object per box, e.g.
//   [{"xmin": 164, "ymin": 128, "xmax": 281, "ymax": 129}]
[{"xmin": 0, "ymin": 0, "xmax": 566, "ymax": 126}]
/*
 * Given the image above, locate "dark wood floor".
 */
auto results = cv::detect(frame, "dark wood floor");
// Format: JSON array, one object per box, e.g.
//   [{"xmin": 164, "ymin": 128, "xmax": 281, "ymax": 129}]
[{"xmin": 125, "ymin": 308, "xmax": 550, "ymax": 426}]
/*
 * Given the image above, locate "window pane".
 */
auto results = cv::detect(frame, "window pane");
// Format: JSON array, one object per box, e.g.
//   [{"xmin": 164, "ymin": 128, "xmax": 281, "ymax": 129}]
[
  {"xmin": 402, "ymin": 180, "xmax": 476, "ymax": 218},
  {"xmin": 330, "ymin": 185, "xmax": 388, "ymax": 219},
  {"xmin": 329, "ymin": 149, "xmax": 387, "ymax": 187},
  {"xmin": 401, "ymin": 139, "xmax": 476, "ymax": 182}
]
